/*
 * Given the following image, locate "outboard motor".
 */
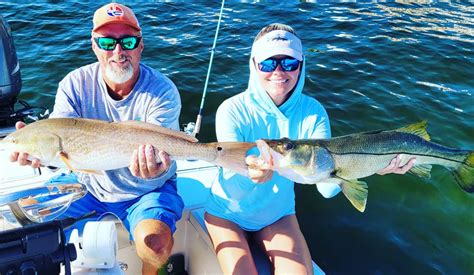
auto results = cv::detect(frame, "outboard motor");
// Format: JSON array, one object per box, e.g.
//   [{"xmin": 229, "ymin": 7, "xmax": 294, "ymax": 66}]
[{"xmin": 0, "ymin": 15, "xmax": 21, "ymax": 125}]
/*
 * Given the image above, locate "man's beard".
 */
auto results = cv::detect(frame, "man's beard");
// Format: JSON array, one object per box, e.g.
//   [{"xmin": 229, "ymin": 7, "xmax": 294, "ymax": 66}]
[{"xmin": 105, "ymin": 60, "xmax": 134, "ymax": 84}]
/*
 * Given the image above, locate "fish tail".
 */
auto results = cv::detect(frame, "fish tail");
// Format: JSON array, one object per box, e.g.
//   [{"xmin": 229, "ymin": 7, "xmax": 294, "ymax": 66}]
[
  {"xmin": 452, "ymin": 151, "xmax": 474, "ymax": 193},
  {"xmin": 207, "ymin": 142, "xmax": 256, "ymax": 175}
]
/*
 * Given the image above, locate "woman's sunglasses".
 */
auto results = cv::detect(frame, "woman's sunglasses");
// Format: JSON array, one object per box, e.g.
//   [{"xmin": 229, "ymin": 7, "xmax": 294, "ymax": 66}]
[
  {"xmin": 258, "ymin": 57, "xmax": 300, "ymax": 72},
  {"xmin": 94, "ymin": 36, "xmax": 142, "ymax": 51}
]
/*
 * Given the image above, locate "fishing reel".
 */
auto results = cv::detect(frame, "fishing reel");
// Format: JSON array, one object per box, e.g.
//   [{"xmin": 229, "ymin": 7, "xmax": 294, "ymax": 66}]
[{"xmin": 183, "ymin": 121, "xmax": 196, "ymax": 136}]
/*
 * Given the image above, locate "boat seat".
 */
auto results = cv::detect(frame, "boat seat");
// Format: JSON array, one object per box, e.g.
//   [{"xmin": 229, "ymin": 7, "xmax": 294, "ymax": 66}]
[
  {"xmin": 190, "ymin": 208, "xmax": 325, "ymax": 274},
  {"xmin": 190, "ymin": 208, "xmax": 272, "ymax": 274}
]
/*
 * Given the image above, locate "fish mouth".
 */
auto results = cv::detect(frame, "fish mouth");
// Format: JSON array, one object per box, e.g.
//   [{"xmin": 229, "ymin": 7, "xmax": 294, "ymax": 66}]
[
  {"xmin": 261, "ymin": 139, "xmax": 281, "ymax": 146},
  {"xmin": 262, "ymin": 138, "xmax": 292, "ymax": 154}
]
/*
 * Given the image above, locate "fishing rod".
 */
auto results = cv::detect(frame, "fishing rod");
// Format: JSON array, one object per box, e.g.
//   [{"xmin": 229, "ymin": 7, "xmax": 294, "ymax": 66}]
[{"xmin": 185, "ymin": 0, "xmax": 225, "ymax": 137}]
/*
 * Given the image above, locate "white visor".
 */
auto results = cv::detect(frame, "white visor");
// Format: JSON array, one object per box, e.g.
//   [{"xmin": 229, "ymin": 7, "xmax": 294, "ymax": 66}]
[{"xmin": 251, "ymin": 30, "xmax": 303, "ymax": 63}]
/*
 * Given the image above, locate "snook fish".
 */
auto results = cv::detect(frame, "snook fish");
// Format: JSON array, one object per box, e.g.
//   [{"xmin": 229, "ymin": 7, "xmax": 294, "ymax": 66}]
[
  {"xmin": 1, "ymin": 118, "xmax": 255, "ymax": 175},
  {"xmin": 256, "ymin": 121, "xmax": 473, "ymax": 212}
]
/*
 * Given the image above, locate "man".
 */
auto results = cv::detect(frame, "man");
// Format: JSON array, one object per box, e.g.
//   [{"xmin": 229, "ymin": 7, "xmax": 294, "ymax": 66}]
[{"xmin": 9, "ymin": 3, "xmax": 184, "ymax": 274}]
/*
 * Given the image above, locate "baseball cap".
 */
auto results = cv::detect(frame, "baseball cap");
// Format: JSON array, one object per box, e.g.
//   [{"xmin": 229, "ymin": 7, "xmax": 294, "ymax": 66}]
[
  {"xmin": 251, "ymin": 30, "xmax": 303, "ymax": 63},
  {"xmin": 92, "ymin": 3, "xmax": 141, "ymax": 32}
]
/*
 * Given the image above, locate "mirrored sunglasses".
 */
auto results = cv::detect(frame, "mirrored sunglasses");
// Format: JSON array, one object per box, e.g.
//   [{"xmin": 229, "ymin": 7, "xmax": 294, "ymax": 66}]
[
  {"xmin": 94, "ymin": 36, "xmax": 141, "ymax": 51},
  {"xmin": 258, "ymin": 57, "xmax": 300, "ymax": 72}
]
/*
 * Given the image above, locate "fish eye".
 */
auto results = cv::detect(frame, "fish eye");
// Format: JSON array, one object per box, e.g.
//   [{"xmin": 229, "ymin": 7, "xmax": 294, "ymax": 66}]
[{"xmin": 284, "ymin": 142, "xmax": 294, "ymax": 150}]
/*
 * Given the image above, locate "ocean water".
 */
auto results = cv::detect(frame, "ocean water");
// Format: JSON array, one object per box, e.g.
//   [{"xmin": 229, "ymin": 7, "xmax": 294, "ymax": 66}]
[{"xmin": 1, "ymin": 1, "xmax": 473, "ymax": 274}]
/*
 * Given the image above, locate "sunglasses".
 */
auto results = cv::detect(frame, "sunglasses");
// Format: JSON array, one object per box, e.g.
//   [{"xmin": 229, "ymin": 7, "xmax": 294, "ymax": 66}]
[
  {"xmin": 257, "ymin": 57, "xmax": 300, "ymax": 72},
  {"xmin": 94, "ymin": 36, "xmax": 142, "ymax": 51}
]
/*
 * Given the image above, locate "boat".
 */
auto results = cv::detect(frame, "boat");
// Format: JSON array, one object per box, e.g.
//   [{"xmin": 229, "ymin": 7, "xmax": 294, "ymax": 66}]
[
  {"xmin": 0, "ymin": 153, "xmax": 325, "ymax": 275},
  {"xmin": 0, "ymin": 15, "xmax": 325, "ymax": 274}
]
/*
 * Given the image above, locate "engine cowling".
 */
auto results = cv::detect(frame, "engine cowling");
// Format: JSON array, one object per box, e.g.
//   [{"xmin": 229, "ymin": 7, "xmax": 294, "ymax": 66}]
[{"xmin": 0, "ymin": 15, "xmax": 21, "ymax": 107}]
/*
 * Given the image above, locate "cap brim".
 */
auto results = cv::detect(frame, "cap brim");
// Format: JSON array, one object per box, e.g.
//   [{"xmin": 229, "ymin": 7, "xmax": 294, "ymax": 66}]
[
  {"xmin": 254, "ymin": 48, "xmax": 303, "ymax": 63},
  {"xmin": 93, "ymin": 20, "xmax": 141, "ymax": 32}
]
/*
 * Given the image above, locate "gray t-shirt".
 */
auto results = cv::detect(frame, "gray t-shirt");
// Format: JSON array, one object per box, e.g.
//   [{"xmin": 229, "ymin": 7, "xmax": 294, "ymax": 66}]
[{"xmin": 50, "ymin": 62, "xmax": 181, "ymax": 202}]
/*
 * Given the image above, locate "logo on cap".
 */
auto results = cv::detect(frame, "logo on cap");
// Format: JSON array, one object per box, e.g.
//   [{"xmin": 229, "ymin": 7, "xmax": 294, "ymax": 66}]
[
  {"xmin": 106, "ymin": 5, "xmax": 123, "ymax": 17},
  {"xmin": 268, "ymin": 34, "xmax": 288, "ymax": 42}
]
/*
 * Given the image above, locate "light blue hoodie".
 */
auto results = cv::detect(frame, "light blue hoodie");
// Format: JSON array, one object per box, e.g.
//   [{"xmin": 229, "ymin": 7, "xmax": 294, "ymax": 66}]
[{"xmin": 205, "ymin": 55, "xmax": 341, "ymax": 231}]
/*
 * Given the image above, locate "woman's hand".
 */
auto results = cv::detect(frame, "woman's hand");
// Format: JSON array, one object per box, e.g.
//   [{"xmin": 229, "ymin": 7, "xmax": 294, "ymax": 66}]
[
  {"xmin": 245, "ymin": 155, "xmax": 274, "ymax": 183},
  {"xmin": 377, "ymin": 155, "xmax": 416, "ymax": 175}
]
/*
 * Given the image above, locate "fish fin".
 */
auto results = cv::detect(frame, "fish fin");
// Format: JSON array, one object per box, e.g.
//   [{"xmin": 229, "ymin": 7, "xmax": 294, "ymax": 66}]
[
  {"xmin": 340, "ymin": 178, "xmax": 368, "ymax": 212},
  {"xmin": 396, "ymin": 121, "xmax": 430, "ymax": 141},
  {"xmin": 117, "ymin": 120, "xmax": 198, "ymax": 143},
  {"xmin": 452, "ymin": 151, "xmax": 474, "ymax": 193},
  {"xmin": 58, "ymin": 152, "xmax": 75, "ymax": 171},
  {"xmin": 409, "ymin": 164, "xmax": 432, "ymax": 179},
  {"xmin": 209, "ymin": 142, "xmax": 256, "ymax": 176},
  {"xmin": 57, "ymin": 152, "xmax": 104, "ymax": 175}
]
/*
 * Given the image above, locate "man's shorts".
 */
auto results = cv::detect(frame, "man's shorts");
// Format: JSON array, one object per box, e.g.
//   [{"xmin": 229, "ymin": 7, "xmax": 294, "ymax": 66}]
[{"xmin": 52, "ymin": 173, "xmax": 184, "ymax": 240}]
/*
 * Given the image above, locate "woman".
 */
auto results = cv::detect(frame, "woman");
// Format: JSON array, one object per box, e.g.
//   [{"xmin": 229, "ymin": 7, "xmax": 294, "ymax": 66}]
[{"xmin": 205, "ymin": 23, "xmax": 413, "ymax": 274}]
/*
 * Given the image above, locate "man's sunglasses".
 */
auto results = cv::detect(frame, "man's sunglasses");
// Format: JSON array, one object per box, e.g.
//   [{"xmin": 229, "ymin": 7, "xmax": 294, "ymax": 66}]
[
  {"xmin": 258, "ymin": 57, "xmax": 300, "ymax": 72},
  {"xmin": 94, "ymin": 36, "xmax": 142, "ymax": 51}
]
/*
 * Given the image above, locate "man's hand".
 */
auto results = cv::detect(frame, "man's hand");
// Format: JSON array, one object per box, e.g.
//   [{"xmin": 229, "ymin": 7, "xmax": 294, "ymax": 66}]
[
  {"xmin": 245, "ymin": 155, "xmax": 273, "ymax": 184},
  {"xmin": 377, "ymin": 155, "xmax": 416, "ymax": 175},
  {"xmin": 9, "ymin": 121, "xmax": 41, "ymax": 168},
  {"xmin": 129, "ymin": 145, "xmax": 171, "ymax": 179}
]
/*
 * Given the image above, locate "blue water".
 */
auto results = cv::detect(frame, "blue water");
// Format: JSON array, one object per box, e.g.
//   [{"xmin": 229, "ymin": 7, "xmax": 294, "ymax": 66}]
[{"xmin": 1, "ymin": 1, "xmax": 473, "ymax": 274}]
